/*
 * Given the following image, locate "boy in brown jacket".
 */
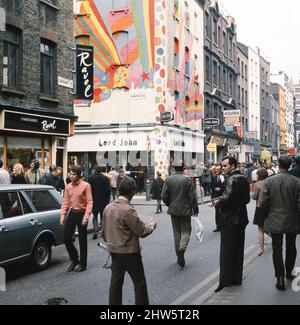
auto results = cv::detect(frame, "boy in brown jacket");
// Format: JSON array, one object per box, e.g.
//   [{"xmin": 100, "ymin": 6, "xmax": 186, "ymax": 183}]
[{"xmin": 103, "ymin": 177, "xmax": 157, "ymax": 305}]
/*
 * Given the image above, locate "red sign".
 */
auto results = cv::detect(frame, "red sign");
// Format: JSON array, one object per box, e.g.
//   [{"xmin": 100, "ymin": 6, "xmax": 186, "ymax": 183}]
[{"xmin": 289, "ymin": 148, "xmax": 296, "ymax": 156}]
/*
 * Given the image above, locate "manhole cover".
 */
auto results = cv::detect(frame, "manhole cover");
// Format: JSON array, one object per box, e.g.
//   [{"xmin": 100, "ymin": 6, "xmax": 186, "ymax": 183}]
[{"xmin": 47, "ymin": 297, "xmax": 68, "ymax": 305}]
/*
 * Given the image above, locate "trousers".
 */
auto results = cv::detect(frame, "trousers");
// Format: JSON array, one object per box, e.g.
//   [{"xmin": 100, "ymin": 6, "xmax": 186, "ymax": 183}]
[
  {"xmin": 271, "ymin": 233, "xmax": 297, "ymax": 278},
  {"xmin": 109, "ymin": 253, "xmax": 149, "ymax": 305},
  {"xmin": 171, "ymin": 215, "xmax": 192, "ymax": 255},
  {"xmin": 64, "ymin": 211, "xmax": 88, "ymax": 268}
]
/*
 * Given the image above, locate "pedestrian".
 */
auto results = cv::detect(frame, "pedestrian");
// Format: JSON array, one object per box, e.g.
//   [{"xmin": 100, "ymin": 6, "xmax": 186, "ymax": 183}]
[
  {"xmin": 11, "ymin": 164, "xmax": 27, "ymax": 184},
  {"xmin": 289, "ymin": 156, "xmax": 300, "ymax": 178},
  {"xmin": 161, "ymin": 164, "xmax": 199, "ymax": 268},
  {"xmin": 60, "ymin": 166, "xmax": 93, "ymax": 273},
  {"xmin": 108, "ymin": 167, "xmax": 119, "ymax": 202},
  {"xmin": 252, "ymin": 168, "xmax": 269, "ymax": 256},
  {"xmin": 212, "ymin": 157, "xmax": 250, "ymax": 292},
  {"xmin": 211, "ymin": 166, "xmax": 226, "ymax": 232},
  {"xmin": 201, "ymin": 166, "xmax": 212, "ymax": 196},
  {"xmin": 0, "ymin": 159, "xmax": 10, "ymax": 184},
  {"xmin": 151, "ymin": 171, "xmax": 164, "ymax": 214},
  {"xmin": 25, "ymin": 160, "xmax": 45, "ymax": 184},
  {"xmin": 102, "ymin": 177, "xmax": 157, "ymax": 305},
  {"xmin": 259, "ymin": 156, "xmax": 300, "ymax": 291},
  {"xmin": 88, "ymin": 166, "xmax": 111, "ymax": 240},
  {"xmin": 41, "ymin": 166, "xmax": 65, "ymax": 193}
]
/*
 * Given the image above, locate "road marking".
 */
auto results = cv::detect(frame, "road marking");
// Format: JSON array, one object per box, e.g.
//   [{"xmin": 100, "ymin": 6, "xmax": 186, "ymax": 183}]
[
  {"xmin": 170, "ymin": 244, "xmax": 256, "ymax": 305},
  {"xmin": 191, "ymin": 248, "xmax": 259, "ymax": 305}
]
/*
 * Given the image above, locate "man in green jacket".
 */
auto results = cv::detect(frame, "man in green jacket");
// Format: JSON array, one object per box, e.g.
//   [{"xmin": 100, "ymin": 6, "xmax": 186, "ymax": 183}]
[
  {"xmin": 162, "ymin": 165, "xmax": 199, "ymax": 268},
  {"xmin": 260, "ymin": 155, "xmax": 300, "ymax": 291}
]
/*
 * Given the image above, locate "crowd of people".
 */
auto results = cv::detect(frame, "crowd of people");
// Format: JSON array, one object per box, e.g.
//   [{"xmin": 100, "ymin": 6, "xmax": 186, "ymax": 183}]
[{"xmin": 1, "ymin": 156, "xmax": 300, "ymax": 304}]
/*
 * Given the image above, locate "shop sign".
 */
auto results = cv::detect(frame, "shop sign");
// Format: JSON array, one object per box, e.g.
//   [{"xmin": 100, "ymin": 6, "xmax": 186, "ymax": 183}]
[
  {"xmin": 203, "ymin": 118, "xmax": 219, "ymax": 128},
  {"xmin": 246, "ymin": 131, "xmax": 258, "ymax": 140},
  {"xmin": 58, "ymin": 76, "xmax": 74, "ymax": 89},
  {"xmin": 4, "ymin": 111, "xmax": 70, "ymax": 136},
  {"xmin": 207, "ymin": 143, "xmax": 217, "ymax": 152},
  {"xmin": 228, "ymin": 145, "xmax": 241, "ymax": 154},
  {"xmin": 161, "ymin": 112, "xmax": 174, "ymax": 123},
  {"xmin": 210, "ymin": 136, "xmax": 227, "ymax": 147},
  {"xmin": 224, "ymin": 110, "xmax": 241, "ymax": 127},
  {"xmin": 76, "ymin": 45, "xmax": 94, "ymax": 100}
]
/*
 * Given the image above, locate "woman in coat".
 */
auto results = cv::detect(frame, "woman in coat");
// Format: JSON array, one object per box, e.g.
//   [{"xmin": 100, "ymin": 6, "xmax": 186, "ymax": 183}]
[
  {"xmin": 11, "ymin": 164, "xmax": 27, "ymax": 184},
  {"xmin": 252, "ymin": 168, "xmax": 269, "ymax": 256}
]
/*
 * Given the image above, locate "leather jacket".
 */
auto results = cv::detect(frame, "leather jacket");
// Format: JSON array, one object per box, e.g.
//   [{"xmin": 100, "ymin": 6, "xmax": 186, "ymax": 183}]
[{"xmin": 217, "ymin": 170, "xmax": 250, "ymax": 228}]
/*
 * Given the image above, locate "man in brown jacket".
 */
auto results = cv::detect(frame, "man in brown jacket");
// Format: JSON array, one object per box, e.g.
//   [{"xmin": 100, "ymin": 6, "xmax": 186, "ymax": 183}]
[{"xmin": 103, "ymin": 177, "xmax": 157, "ymax": 305}]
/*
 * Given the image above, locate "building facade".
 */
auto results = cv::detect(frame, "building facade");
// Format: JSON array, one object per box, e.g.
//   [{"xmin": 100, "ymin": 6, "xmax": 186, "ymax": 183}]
[
  {"xmin": 271, "ymin": 72, "xmax": 296, "ymax": 151},
  {"xmin": 0, "ymin": 0, "xmax": 75, "ymax": 172},
  {"xmin": 259, "ymin": 49, "xmax": 272, "ymax": 163},
  {"xmin": 294, "ymin": 83, "xmax": 300, "ymax": 154},
  {"xmin": 271, "ymin": 82, "xmax": 286, "ymax": 153},
  {"xmin": 203, "ymin": 0, "xmax": 240, "ymax": 163},
  {"xmin": 70, "ymin": 0, "xmax": 205, "ymax": 181}
]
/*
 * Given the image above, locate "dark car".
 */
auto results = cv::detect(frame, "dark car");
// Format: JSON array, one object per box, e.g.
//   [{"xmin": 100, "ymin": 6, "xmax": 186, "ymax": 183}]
[{"xmin": 0, "ymin": 185, "xmax": 64, "ymax": 270}]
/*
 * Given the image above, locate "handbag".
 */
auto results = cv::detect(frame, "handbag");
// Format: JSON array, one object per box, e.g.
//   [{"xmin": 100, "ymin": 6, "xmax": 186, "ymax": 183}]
[{"xmin": 192, "ymin": 216, "xmax": 204, "ymax": 243}]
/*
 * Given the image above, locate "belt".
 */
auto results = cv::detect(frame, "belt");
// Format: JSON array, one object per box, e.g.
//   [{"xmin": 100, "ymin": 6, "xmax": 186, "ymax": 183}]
[{"xmin": 70, "ymin": 209, "xmax": 86, "ymax": 214}]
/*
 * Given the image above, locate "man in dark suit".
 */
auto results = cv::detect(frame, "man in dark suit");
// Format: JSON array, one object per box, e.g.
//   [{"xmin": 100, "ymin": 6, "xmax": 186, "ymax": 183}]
[
  {"xmin": 162, "ymin": 165, "xmax": 199, "ymax": 268},
  {"xmin": 88, "ymin": 166, "xmax": 111, "ymax": 239},
  {"xmin": 213, "ymin": 157, "xmax": 250, "ymax": 292}
]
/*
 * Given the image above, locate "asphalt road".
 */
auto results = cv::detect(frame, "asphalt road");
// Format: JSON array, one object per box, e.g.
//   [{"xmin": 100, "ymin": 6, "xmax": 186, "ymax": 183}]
[{"xmin": 1, "ymin": 199, "xmax": 300, "ymax": 305}]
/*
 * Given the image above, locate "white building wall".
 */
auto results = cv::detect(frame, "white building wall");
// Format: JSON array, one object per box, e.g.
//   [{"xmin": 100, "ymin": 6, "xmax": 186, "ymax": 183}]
[{"xmin": 248, "ymin": 47, "xmax": 261, "ymax": 140}]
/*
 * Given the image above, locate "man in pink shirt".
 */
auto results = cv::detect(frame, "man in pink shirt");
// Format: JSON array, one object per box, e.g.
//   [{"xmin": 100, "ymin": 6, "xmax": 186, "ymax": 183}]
[{"xmin": 61, "ymin": 166, "xmax": 93, "ymax": 272}]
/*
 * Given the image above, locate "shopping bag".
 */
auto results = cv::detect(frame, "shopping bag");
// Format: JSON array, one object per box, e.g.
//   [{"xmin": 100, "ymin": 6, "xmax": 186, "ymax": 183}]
[{"xmin": 192, "ymin": 216, "xmax": 204, "ymax": 243}]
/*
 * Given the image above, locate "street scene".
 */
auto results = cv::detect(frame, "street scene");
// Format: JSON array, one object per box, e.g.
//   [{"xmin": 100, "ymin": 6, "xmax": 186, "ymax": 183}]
[
  {"xmin": 1, "ymin": 198, "xmax": 300, "ymax": 306},
  {"xmin": 1, "ymin": 0, "xmax": 300, "ymax": 307}
]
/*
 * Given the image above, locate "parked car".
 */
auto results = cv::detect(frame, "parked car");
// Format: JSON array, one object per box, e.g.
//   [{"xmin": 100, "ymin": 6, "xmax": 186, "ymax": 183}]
[{"xmin": 0, "ymin": 185, "xmax": 64, "ymax": 270}]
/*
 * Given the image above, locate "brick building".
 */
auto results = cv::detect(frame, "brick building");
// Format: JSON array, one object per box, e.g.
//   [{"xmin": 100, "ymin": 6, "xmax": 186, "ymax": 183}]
[{"xmin": 0, "ymin": 0, "xmax": 75, "ymax": 172}]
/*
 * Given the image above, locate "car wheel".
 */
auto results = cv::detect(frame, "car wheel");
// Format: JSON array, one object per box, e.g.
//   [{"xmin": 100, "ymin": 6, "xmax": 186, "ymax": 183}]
[{"xmin": 31, "ymin": 240, "xmax": 52, "ymax": 271}]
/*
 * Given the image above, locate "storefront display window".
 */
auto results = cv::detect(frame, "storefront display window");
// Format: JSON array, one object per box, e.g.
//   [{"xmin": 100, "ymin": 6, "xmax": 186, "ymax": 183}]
[{"xmin": 7, "ymin": 137, "xmax": 42, "ymax": 169}]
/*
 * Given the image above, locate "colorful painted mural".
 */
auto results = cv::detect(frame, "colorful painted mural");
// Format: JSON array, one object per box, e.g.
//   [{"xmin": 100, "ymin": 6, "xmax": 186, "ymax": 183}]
[
  {"xmin": 166, "ymin": 0, "xmax": 204, "ymax": 124},
  {"xmin": 74, "ymin": 0, "xmax": 155, "ymax": 103}
]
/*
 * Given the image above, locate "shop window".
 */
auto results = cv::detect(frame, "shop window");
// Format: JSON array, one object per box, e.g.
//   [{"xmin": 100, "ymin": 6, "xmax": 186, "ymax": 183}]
[
  {"xmin": 7, "ymin": 137, "xmax": 42, "ymax": 169},
  {"xmin": 3, "ymin": 27, "xmax": 21, "ymax": 89}
]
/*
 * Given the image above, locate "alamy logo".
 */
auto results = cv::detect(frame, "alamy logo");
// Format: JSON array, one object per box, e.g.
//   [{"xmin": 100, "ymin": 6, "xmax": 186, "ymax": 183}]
[
  {"xmin": 292, "ymin": 268, "xmax": 300, "ymax": 292},
  {"xmin": 0, "ymin": 267, "xmax": 6, "ymax": 292}
]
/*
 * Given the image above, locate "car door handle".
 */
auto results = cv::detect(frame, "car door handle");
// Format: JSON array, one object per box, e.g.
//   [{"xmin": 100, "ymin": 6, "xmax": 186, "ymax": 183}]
[{"xmin": 29, "ymin": 220, "xmax": 38, "ymax": 226}]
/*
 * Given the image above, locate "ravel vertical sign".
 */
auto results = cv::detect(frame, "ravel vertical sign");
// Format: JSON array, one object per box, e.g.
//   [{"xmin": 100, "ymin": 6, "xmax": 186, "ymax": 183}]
[{"xmin": 76, "ymin": 45, "xmax": 94, "ymax": 100}]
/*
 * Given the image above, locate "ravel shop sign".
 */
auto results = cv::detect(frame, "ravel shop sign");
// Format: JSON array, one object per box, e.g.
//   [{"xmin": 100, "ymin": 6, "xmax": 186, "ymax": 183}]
[
  {"xmin": 76, "ymin": 45, "xmax": 94, "ymax": 100},
  {"xmin": 4, "ymin": 111, "xmax": 70, "ymax": 136}
]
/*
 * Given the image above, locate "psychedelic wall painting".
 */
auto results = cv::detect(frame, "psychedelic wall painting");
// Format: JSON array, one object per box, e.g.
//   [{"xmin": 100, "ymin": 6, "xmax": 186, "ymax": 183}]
[{"xmin": 74, "ymin": 0, "xmax": 156, "ymax": 104}]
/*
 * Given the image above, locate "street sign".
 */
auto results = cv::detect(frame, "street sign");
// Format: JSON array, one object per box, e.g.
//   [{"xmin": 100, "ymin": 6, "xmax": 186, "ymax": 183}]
[
  {"xmin": 228, "ymin": 145, "xmax": 241, "ymax": 154},
  {"xmin": 224, "ymin": 110, "xmax": 241, "ymax": 127},
  {"xmin": 207, "ymin": 143, "xmax": 217, "ymax": 152},
  {"xmin": 203, "ymin": 118, "xmax": 220, "ymax": 128},
  {"xmin": 160, "ymin": 111, "xmax": 174, "ymax": 123}
]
